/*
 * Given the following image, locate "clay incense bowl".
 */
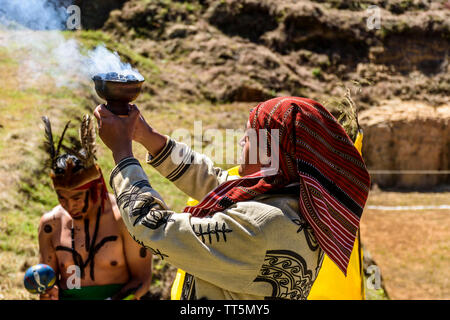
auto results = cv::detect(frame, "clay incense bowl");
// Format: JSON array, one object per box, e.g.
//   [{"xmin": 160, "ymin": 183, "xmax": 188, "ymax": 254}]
[{"xmin": 92, "ymin": 72, "xmax": 144, "ymax": 115}]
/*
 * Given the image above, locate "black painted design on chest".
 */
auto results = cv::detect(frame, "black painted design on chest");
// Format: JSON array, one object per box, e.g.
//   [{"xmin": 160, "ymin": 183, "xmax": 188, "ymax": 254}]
[
  {"xmin": 254, "ymin": 250, "xmax": 314, "ymax": 300},
  {"xmin": 55, "ymin": 207, "xmax": 118, "ymax": 281},
  {"xmin": 192, "ymin": 222, "xmax": 233, "ymax": 244}
]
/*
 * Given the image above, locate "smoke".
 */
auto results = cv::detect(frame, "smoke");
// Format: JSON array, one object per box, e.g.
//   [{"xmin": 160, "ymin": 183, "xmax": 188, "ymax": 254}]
[
  {"xmin": 0, "ymin": 0, "xmax": 143, "ymax": 89},
  {"xmin": 87, "ymin": 46, "xmax": 144, "ymax": 81},
  {"xmin": 0, "ymin": 0, "xmax": 69, "ymax": 30}
]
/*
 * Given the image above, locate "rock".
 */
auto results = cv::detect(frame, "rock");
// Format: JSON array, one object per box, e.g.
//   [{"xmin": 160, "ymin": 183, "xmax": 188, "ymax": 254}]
[
  {"xmin": 221, "ymin": 82, "xmax": 273, "ymax": 102},
  {"xmin": 166, "ymin": 24, "xmax": 198, "ymax": 39},
  {"xmin": 100, "ymin": 0, "xmax": 449, "ymax": 107},
  {"xmin": 206, "ymin": 0, "xmax": 279, "ymax": 43},
  {"xmin": 359, "ymin": 101, "xmax": 450, "ymax": 189},
  {"xmin": 71, "ymin": 0, "xmax": 127, "ymax": 29}
]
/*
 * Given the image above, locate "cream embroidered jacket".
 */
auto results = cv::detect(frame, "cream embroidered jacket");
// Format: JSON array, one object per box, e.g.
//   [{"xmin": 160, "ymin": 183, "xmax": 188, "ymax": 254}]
[{"xmin": 109, "ymin": 138, "xmax": 324, "ymax": 300}]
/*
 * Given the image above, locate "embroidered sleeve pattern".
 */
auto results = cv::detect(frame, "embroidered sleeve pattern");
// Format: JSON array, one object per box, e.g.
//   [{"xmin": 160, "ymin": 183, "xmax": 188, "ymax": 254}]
[
  {"xmin": 146, "ymin": 138, "xmax": 233, "ymax": 201},
  {"xmin": 110, "ymin": 157, "xmax": 173, "ymax": 259},
  {"xmin": 109, "ymin": 157, "xmax": 269, "ymax": 293}
]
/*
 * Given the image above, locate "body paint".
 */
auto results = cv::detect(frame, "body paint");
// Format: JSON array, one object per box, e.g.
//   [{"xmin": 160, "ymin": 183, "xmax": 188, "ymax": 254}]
[
  {"xmin": 82, "ymin": 191, "xmax": 90, "ymax": 213},
  {"xmin": 56, "ymin": 206, "xmax": 117, "ymax": 281},
  {"xmin": 44, "ymin": 224, "xmax": 53, "ymax": 234}
]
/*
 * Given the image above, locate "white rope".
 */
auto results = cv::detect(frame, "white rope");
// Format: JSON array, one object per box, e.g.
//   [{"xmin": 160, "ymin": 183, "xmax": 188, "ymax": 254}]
[{"xmin": 367, "ymin": 205, "xmax": 450, "ymax": 211}]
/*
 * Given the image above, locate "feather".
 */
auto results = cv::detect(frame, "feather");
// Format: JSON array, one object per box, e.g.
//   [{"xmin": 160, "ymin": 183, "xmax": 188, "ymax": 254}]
[
  {"xmin": 60, "ymin": 144, "xmax": 85, "ymax": 163},
  {"xmin": 344, "ymin": 87, "xmax": 360, "ymax": 131},
  {"xmin": 80, "ymin": 114, "xmax": 97, "ymax": 167},
  {"xmin": 56, "ymin": 121, "xmax": 71, "ymax": 159},
  {"xmin": 42, "ymin": 116, "xmax": 56, "ymax": 168},
  {"xmin": 324, "ymin": 87, "xmax": 360, "ymax": 142},
  {"xmin": 42, "ymin": 116, "xmax": 55, "ymax": 157}
]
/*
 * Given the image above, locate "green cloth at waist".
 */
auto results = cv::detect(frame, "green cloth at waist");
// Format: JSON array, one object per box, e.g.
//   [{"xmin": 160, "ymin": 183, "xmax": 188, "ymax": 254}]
[{"xmin": 59, "ymin": 284, "xmax": 124, "ymax": 300}]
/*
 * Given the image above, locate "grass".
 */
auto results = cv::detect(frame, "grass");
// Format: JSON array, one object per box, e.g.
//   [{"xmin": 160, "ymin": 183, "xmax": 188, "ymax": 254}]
[
  {"xmin": 1, "ymin": 28, "xmax": 448, "ymax": 300},
  {"xmin": 312, "ymin": 67, "xmax": 322, "ymax": 78},
  {"xmin": 0, "ymin": 42, "xmax": 92, "ymax": 299},
  {"xmin": 0, "ymin": 32, "xmax": 251, "ymax": 299}
]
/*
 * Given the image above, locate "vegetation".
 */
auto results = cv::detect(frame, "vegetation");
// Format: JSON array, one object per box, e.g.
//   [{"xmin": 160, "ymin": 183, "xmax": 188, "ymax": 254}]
[
  {"xmin": 0, "ymin": 31, "xmax": 253, "ymax": 298},
  {"xmin": 1, "ymin": 0, "xmax": 448, "ymax": 300}
]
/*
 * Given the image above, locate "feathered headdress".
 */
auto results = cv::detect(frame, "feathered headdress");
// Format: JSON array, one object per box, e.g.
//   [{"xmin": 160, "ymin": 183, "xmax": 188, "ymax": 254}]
[{"xmin": 42, "ymin": 115, "xmax": 102, "ymax": 190}]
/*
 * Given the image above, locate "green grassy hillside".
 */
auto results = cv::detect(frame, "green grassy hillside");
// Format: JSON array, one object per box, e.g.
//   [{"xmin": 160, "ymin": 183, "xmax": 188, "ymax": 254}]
[
  {"xmin": 1, "ymin": 0, "xmax": 448, "ymax": 300},
  {"xmin": 0, "ymin": 30, "xmax": 255, "ymax": 299}
]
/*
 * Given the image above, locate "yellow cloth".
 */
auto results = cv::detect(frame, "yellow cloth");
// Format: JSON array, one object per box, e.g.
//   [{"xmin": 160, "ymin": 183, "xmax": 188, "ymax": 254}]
[
  {"xmin": 308, "ymin": 130, "xmax": 365, "ymax": 300},
  {"xmin": 172, "ymin": 132, "xmax": 365, "ymax": 300}
]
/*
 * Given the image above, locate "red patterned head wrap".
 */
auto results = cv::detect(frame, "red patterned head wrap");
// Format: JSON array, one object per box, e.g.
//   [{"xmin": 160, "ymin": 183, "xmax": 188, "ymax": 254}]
[
  {"xmin": 184, "ymin": 97, "xmax": 371, "ymax": 274},
  {"xmin": 74, "ymin": 170, "xmax": 109, "ymax": 204}
]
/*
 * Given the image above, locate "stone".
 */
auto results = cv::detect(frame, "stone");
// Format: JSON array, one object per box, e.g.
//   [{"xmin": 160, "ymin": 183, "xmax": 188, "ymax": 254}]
[{"xmin": 359, "ymin": 100, "xmax": 450, "ymax": 189}]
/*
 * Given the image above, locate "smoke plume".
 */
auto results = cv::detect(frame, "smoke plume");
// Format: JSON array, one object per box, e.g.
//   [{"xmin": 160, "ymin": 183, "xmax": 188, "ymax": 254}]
[{"xmin": 0, "ymin": 0, "xmax": 142, "ymax": 88}]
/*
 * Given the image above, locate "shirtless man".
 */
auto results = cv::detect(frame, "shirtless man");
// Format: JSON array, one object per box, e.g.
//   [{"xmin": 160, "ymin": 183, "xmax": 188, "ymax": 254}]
[{"xmin": 38, "ymin": 116, "xmax": 152, "ymax": 300}]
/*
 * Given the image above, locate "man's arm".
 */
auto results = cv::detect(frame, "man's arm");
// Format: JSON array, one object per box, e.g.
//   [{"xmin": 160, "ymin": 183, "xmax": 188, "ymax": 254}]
[
  {"xmin": 111, "ymin": 200, "xmax": 152, "ymax": 300},
  {"xmin": 95, "ymin": 105, "xmax": 268, "ymax": 291},
  {"xmin": 38, "ymin": 211, "xmax": 59, "ymax": 300},
  {"xmin": 146, "ymin": 137, "xmax": 233, "ymax": 201},
  {"xmin": 94, "ymin": 104, "xmax": 232, "ymax": 201},
  {"xmin": 109, "ymin": 158, "xmax": 270, "ymax": 293},
  {"xmin": 131, "ymin": 105, "xmax": 232, "ymax": 200}
]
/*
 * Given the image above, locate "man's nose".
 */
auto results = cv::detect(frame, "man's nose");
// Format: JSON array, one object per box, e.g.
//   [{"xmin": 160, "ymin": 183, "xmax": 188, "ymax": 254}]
[{"xmin": 67, "ymin": 199, "xmax": 79, "ymax": 212}]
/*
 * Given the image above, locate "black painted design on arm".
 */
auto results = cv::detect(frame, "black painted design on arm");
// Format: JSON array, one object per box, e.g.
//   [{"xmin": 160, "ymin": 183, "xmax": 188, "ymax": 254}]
[
  {"xmin": 150, "ymin": 248, "xmax": 168, "ymax": 260},
  {"xmin": 44, "ymin": 224, "xmax": 52, "ymax": 234},
  {"xmin": 116, "ymin": 180, "xmax": 153, "ymax": 214}
]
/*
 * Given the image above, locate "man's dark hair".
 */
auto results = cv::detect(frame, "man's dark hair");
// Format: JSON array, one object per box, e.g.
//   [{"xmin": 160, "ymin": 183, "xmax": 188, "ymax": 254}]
[{"xmin": 54, "ymin": 154, "xmax": 85, "ymax": 175}]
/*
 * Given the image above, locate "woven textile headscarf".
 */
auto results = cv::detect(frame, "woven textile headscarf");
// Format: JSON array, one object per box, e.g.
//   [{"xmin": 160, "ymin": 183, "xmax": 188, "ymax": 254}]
[{"xmin": 184, "ymin": 97, "xmax": 371, "ymax": 274}]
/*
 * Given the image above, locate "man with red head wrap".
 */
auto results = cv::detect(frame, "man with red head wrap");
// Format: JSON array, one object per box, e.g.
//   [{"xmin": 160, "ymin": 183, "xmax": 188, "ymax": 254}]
[
  {"xmin": 95, "ymin": 97, "xmax": 370, "ymax": 300},
  {"xmin": 38, "ymin": 115, "xmax": 152, "ymax": 300}
]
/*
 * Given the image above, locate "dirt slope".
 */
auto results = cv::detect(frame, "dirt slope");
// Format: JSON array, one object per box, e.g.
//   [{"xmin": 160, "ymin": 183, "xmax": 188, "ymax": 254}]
[{"xmin": 94, "ymin": 0, "xmax": 450, "ymax": 110}]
